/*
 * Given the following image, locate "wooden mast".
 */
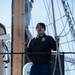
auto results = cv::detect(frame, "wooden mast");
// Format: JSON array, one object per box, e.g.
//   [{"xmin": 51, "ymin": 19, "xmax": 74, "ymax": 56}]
[
  {"xmin": 12, "ymin": 0, "xmax": 33, "ymax": 74},
  {"xmin": 12, "ymin": 0, "xmax": 25, "ymax": 75}
]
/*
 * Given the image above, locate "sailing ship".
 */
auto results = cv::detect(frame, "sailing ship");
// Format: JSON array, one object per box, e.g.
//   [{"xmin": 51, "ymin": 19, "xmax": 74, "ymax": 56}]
[{"xmin": 0, "ymin": 0, "xmax": 75, "ymax": 75}]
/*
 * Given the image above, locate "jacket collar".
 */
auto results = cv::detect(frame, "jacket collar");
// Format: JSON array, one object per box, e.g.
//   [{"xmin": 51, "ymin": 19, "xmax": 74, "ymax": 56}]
[{"xmin": 37, "ymin": 33, "xmax": 46, "ymax": 38}]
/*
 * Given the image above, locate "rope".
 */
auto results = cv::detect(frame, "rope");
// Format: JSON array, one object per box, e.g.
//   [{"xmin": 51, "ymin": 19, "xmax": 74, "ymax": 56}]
[
  {"xmin": 59, "ymin": 19, "xmax": 68, "ymax": 36},
  {"xmin": 59, "ymin": 28, "xmax": 70, "ymax": 37},
  {"xmin": 60, "ymin": 39, "xmax": 75, "ymax": 44},
  {"xmin": 62, "ymin": 0, "xmax": 72, "ymax": 62},
  {"xmin": 46, "ymin": 15, "xmax": 66, "ymax": 27},
  {"xmin": 43, "ymin": 0, "xmax": 54, "ymax": 35},
  {"xmin": 51, "ymin": 0, "xmax": 63, "ymax": 75}
]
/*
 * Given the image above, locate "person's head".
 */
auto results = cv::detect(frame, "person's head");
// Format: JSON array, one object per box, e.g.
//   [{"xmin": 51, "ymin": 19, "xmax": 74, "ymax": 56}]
[{"xmin": 36, "ymin": 22, "xmax": 46, "ymax": 36}]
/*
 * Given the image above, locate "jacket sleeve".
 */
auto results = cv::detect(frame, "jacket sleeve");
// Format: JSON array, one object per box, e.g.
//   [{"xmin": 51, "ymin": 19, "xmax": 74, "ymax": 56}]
[
  {"xmin": 49, "ymin": 36, "xmax": 56, "ymax": 51},
  {"xmin": 26, "ymin": 39, "xmax": 32, "ymax": 60}
]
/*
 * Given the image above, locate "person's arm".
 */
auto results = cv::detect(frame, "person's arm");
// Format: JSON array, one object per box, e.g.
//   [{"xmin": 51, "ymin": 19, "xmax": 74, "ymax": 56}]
[
  {"xmin": 49, "ymin": 36, "xmax": 56, "ymax": 51},
  {"xmin": 49, "ymin": 36, "xmax": 60, "ymax": 51}
]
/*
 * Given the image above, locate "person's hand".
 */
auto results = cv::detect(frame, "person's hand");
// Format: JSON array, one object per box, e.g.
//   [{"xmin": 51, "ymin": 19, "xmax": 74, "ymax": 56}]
[{"xmin": 55, "ymin": 36, "xmax": 60, "ymax": 42}]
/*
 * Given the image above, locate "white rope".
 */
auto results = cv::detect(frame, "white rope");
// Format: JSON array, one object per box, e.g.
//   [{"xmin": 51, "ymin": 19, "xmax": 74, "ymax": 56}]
[{"xmin": 51, "ymin": 0, "xmax": 63, "ymax": 75}]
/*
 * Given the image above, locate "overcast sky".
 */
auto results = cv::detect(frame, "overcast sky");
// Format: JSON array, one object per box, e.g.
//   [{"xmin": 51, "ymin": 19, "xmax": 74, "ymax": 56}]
[{"xmin": 0, "ymin": 0, "xmax": 75, "ymax": 75}]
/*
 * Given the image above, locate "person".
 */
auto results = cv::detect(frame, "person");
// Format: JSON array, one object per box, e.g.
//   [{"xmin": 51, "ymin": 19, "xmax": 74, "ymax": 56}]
[{"xmin": 26, "ymin": 22, "xmax": 60, "ymax": 75}]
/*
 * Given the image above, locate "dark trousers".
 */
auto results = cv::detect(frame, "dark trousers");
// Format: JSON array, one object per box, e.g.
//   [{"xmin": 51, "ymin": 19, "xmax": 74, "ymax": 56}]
[{"xmin": 30, "ymin": 63, "xmax": 51, "ymax": 75}]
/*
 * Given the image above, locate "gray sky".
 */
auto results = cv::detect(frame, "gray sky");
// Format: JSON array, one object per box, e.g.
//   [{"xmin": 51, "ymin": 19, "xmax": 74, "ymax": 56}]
[
  {"xmin": 0, "ymin": 0, "xmax": 75, "ymax": 75},
  {"xmin": 0, "ymin": 0, "xmax": 11, "ymax": 35}
]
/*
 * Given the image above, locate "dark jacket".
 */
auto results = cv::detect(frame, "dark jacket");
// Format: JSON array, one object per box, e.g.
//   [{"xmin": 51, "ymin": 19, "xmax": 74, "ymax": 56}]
[{"xmin": 27, "ymin": 34, "xmax": 56, "ymax": 64}]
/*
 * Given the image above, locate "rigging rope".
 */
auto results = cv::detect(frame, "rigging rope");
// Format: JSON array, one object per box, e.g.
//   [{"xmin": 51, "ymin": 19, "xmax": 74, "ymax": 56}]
[
  {"xmin": 66, "ymin": 0, "xmax": 75, "ymax": 24},
  {"xmin": 67, "ymin": 4, "xmax": 75, "ymax": 57},
  {"xmin": 59, "ymin": 19, "xmax": 68, "ymax": 36},
  {"xmin": 43, "ymin": 0, "xmax": 54, "ymax": 35},
  {"xmin": 60, "ymin": 39, "xmax": 75, "ymax": 44},
  {"xmin": 45, "ymin": 0, "xmax": 52, "ymax": 35},
  {"xmin": 61, "ymin": 1, "xmax": 75, "ymax": 74},
  {"xmin": 65, "ymin": 62, "xmax": 72, "ymax": 75},
  {"xmin": 29, "ymin": 15, "xmax": 66, "ymax": 28},
  {"xmin": 51, "ymin": 0, "xmax": 63, "ymax": 75},
  {"xmin": 46, "ymin": 15, "xmax": 66, "ymax": 27},
  {"xmin": 59, "ymin": 1, "xmax": 75, "ymax": 74},
  {"xmin": 60, "ymin": 28, "xmax": 71, "ymax": 37},
  {"xmin": 57, "ymin": 0, "xmax": 72, "ymax": 55}
]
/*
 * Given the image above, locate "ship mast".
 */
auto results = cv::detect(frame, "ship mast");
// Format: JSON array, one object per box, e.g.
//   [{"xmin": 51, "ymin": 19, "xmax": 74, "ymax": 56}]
[
  {"xmin": 12, "ymin": 0, "xmax": 25, "ymax": 75},
  {"xmin": 12, "ymin": 0, "xmax": 33, "ymax": 75}
]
